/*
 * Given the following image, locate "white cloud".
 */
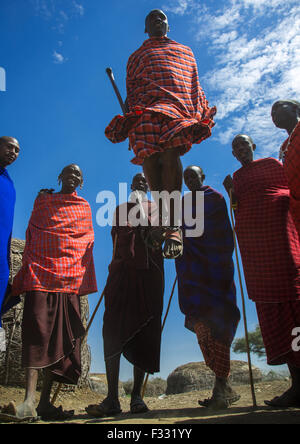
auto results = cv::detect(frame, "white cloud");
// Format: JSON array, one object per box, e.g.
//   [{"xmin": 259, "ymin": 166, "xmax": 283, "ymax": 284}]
[
  {"xmin": 163, "ymin": 0, "xmax": 194, "ymax": 16},
  {"xmin": 72, "ymin": 1, "xmax": 84, "ymax": 16},
  {"xmin": 31, "ymin": 0, "xmax": 85, "ymax": 64},
  {"xmin": 31, "ymin": 0, "xmax": 85, "ymax": 19},
  {"xmin": 53, "ymin": 50, "xmax": 65, "ymax": 64},
  {"xmin": 166, "ymin": 0, "xmax": 300, "ymax": 157}
]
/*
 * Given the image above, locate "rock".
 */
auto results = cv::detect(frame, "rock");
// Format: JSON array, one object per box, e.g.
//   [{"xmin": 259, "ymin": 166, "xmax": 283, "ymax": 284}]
[
  {"xmin": 166, "ymin": 361, "xmax": 263, "ymax": 394},
  {"xmin": 89, "ymin": 373, "xmax": 125, "ymax": 397}
]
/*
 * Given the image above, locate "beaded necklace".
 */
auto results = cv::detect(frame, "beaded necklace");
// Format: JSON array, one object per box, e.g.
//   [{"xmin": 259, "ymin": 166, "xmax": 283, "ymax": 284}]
[{"xmin": 280, "ymin": 121, "xmax": 300, "ymax": 164}]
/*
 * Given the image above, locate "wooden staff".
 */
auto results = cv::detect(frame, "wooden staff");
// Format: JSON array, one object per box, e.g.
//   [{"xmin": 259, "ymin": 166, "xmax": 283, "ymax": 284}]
[
  {"xmin": 106, "ymin": 67, "xmax": 129, "ymax": 115},
  {"xmin": 229, "ymin": 189, "xmax": 257, "ymax": 408},
  {"xmin": 141, "ymin": 276, "xmax": 178, "ymax": 399}
]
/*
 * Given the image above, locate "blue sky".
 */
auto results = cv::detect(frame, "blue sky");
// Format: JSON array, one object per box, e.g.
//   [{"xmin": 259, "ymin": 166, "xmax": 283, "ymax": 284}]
[{"xmin": 1, "ymin": 0, "xmax": 299, "ymax": 381}]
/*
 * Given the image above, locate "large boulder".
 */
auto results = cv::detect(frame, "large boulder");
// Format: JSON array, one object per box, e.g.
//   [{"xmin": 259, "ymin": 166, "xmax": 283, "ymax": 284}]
[
  {"xmin": 166, "ymin": 361, "xmax": 263, "ymax": 394},
  {"xmin": 89, "ymin": 373, "xmax": 125, "ymax": 397}
]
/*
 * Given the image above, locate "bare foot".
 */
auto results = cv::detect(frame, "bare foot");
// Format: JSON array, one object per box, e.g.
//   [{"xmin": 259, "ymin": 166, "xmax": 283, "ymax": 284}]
[
  {"xmin": 130, "ymin": 396, "xmax": 149, "ymax": 414},
  {"xmin": 85, "ymin": 397, "xmax": 122, "ymax": 417},
  {"xmin": 199, "ymin": 378, "xmax": 240, "ymax": 409},
  {"xmin": 14, "ymin": 400, "xmax": 37, "ymax": 418}
]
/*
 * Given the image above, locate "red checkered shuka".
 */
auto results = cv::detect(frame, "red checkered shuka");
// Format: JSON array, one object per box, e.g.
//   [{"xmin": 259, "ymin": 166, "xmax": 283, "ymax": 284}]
[
  {"xmin": 105, "ymin": 37, "xmax": 216, "ymax": 165},
  {"xmin": 283, "ymin": 121, "xmax": 300, "ymax": 238},
  {"xmin": 194, "ymin": 321, "xmax": 231, "ymax": 379},
  {"xmin": 12, "ymin": 192, "xmax": 98, "ymax": 297},
  {"xmin": 233, "ymin": 158, "xmax": 300, "ymax": 303},
  {"xmin": 256, "ymin": 300, "xmax": 300, "ymax": 367}
]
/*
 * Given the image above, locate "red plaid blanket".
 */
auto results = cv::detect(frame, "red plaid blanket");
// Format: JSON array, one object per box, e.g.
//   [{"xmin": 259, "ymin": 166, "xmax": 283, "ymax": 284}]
[
  {"xmin": 283, "ymin": 121, "xmax": 300, "ymax": 238},
  {"xmin": 12, "ymin": 193, "xmax": 97, "ymax": 296},
  {"xmin": 105, "ymin": 37, "xmax": 216, "ymax": 165},
  {"xmin": 233, "ymin": 158, "xmax": 300, "ymax": 303}
]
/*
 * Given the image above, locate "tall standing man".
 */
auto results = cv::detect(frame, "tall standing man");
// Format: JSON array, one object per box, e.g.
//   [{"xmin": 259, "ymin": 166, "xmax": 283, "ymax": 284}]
[
  {"xmin": 272, "ymin": 99, "xmax": 300, "ymax": 238},
  {"xmin": 176, "ymin": 166, "xmax": 240, "ymax": 409},
  {"xmin": 86, "ymin": 174, "xmax": 164, "ymax": 417},
  {"xmin": 105, "ymin": 10, "xmax": 216, "ymax": 259}
]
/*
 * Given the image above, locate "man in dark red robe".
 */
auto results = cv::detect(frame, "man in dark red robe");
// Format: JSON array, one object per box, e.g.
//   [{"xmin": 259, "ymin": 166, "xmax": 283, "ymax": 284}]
[
  {"xmin": 272, "ymin": 99, "xmax": 300, "ymax": 239},
  {"xmin": 105, "ymin": 10, "xmax": 216, "ymax": 259},
  {"xmin": 224, "ymin": 134, "xmax": 300, "ymax": 408},
  {"xmin": 86, "ymin": 174, "xmax": 164, "ymax": 417}
]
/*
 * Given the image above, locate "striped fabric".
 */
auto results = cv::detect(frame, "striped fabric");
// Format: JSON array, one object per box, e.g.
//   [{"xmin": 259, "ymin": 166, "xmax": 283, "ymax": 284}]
[
  {"xmin": 175, "ymin": 188, "xmax": 240, "ymax": 347},
  {"xmin": 12, "ymin": 192, "xmax": 97, "ymax": 297},
  {"xmin": 256, "ymin": 300, "xmax": 300, "ymax": 367},
  {"xmin": 194, "ymin": 321, "xmax": 231, "ymax": 379},
  {"xmin": 233, "ymin": 158, "xmax": 300, "ymax": 303},
  {"xmin": 283, "ymin": 121, "xmax": 300, "ymax": 238},
  {"xmin": 105, "ymin": 37, "xmax": 216, "ymax": 165}
]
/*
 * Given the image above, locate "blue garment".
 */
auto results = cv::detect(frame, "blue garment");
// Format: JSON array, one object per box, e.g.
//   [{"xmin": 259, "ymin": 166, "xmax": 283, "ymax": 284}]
[
  {"xmin": 176, "ymin": 186, "xmax": 240, "ymax": 345},
  {"xmin": 0, "ymin": 167, "xmax": 16, "ymax": 326}
]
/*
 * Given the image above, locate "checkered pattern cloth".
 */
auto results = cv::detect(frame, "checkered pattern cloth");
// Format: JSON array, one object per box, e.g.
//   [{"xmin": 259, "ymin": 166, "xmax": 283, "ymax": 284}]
[
  {"xmin": 283, "ymin": 121, "xmax": 300, "ymax": 238},
  {"xmin": 256, "ymin": 301, "xmax": 300, "ymax": 367},
  {"xmin": 105, "ymin": 37, "xmax": 216, "ymax": 165},
  {"xmin": 194, "ymin": 320, "xmax": 231, "ymax": 379},
  {"xmin": 176, "ymin": 188, "xmax": 240, "ymax": 346},
  {"xmin": 233, "ymin": 158, "xmax": 300, "ymax": 303},
  {"xmin": 12, "ymin": 192, "xmax": 97, "ymax": 296}
]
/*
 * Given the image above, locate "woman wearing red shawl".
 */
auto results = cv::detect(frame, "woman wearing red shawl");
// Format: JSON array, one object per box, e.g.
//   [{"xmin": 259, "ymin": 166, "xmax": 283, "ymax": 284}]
[
  {"xmin": 224, "ymin": 134, "xmax": 300, "ymax": 408},
  {"xmin": 8, "ymin": 164, "xmax": 97, "ymax": 420},
  {"xmin": 105, "ymin": 10, "xmax": 216, "ymax": 260},
  {"xmin": 272, "ymin": 99, "xmax": 300, "ymax": 239}
]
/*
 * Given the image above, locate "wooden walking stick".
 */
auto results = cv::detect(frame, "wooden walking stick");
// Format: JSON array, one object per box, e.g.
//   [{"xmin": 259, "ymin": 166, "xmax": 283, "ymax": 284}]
[
  {"xmin": 229, "ymin": 189, "xmax": 257, "ymax": 408},
  {"xmin": 51, "ymin": 235, "xmax": 118, "ymax": 405},
  {"xmin": 106, "ymin": 67, "xmax": 129, "ymax": 115},
  {"xmin": 141, "ymin": 276, "xmax": 178, "ymax": 399}
]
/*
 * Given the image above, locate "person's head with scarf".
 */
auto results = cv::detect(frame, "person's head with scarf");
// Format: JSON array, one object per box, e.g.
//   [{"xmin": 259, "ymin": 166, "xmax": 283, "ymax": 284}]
[{"xmin": 0, "ymin": 137, "xmax": 20, "ymax": 169}]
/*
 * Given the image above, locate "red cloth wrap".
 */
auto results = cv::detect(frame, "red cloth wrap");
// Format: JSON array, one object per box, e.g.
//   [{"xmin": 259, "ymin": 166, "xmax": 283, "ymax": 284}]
[
  {"xmin": 256, "ymin": 300, "xmax": 300, "ymax": 367},
  {"xmin": 282, "ymin": 121, "xmax": 300, "ymax": 239},
  {"xmin": 233, "ymin": 158, "xmax": 300, "ymax": 303},
  {"xmin": 12, "ymin": 192, "xmax": 98, "ymax": 296},
  {"xmin": 105, "ymin": 37, "xmax": 216, "ymax": 165}
]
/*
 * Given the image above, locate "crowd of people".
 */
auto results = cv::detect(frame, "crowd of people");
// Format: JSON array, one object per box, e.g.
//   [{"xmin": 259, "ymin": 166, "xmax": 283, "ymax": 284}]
[{"xmin": 0, "ymin": 9, "xmax": 300, "ymax": 420}]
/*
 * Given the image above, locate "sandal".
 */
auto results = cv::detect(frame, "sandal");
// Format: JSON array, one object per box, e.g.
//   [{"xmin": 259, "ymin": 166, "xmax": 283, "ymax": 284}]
[
  {"xmin": 163, "ymin": 228, "xmax": 183, "ymax": 259},
  {"xmin": 85, "ymin": 399, "xmax": 122, "ymax": 418},
  {"xmin": 36, "ymin": 404, "xmax": 74, "ymax": 421},
  {"xmin": 198, "ymin": 393, "xmax": 241, "ymax": 410},
  {"xmin": 264, "ymin": 395, "xmax": 300, "ymax": 409},
  {"xmin": 130, "ymin": 396, "xmax": 149, "ymax": 414},
  {"xmin": 0, "ymin": 402, "xmax": 39, "ymax": 423}
]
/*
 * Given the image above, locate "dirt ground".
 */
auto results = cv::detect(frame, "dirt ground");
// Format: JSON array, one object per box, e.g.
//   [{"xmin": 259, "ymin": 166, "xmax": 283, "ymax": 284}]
[{"xmin": 1, "ymin": 380, "xmax": 300, "ymax": 424}]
